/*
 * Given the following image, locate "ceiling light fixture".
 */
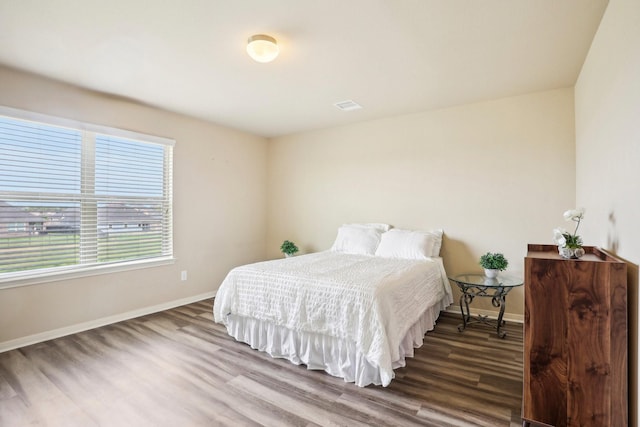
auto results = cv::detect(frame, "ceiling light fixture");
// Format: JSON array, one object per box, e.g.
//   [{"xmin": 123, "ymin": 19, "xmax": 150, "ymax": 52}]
[{"xmin": 246, "ymin": 34, "xmax": 279, "ymax": 63}]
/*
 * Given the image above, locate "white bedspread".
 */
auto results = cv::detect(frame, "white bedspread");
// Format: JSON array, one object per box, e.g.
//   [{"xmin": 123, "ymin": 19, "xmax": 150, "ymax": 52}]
[{"xmin": 213, "ymin": 251, "xmax": 452, "ymax": 385}]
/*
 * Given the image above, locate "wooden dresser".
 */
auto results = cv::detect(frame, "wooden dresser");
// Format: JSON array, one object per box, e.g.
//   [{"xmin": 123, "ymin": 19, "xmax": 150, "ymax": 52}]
[{"xmin": 523, "ymin": 244, "xmax": 627, "ymax": 427}]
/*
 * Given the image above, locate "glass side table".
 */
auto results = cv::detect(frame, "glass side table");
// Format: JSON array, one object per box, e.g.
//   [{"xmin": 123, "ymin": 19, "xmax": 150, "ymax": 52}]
[{"xmin": 448, "ymin": 273, "xmax": 523, "ymax": 338}]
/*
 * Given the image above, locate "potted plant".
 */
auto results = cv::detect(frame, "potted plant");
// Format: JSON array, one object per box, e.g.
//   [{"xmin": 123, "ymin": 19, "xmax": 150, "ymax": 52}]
[
  {"xmin": 280, "ymin": 240, "xmax": 299, "ymax": 257},
  {"xmin": 553, "ymin": 208, "xmax": 586, "ymax": 259},
  {"xmin": 479, "ymin": 252, "xmax": 508, "ymax": 278}
]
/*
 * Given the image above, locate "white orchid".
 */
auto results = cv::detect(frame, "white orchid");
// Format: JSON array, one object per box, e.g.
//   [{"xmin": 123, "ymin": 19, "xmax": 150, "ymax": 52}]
[
  {"xmin": 563, "ymin": 208, "xmax": 585, "ymax": 222},
  {"xmin": 553, "ymin": 228, "xmax": 567, "ymax": 247},
  {"xmin": 554, "ymin": 208, "xmax": 585, "ymax": 249}
]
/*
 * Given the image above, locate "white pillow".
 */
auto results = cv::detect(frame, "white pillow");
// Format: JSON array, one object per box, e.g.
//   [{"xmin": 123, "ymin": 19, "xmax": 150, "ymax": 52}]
[
  {"xmin": 375, "ymin": 228, "xmax": 444, "ymax": 259},
  {"xmin": 429, "ymin": 229, "xmax": 444, "ymax": 256},
  {"xmin": 330, "ymin": 225, "xmax": 384, "ymax": 255},
  {"xmin": 345, "ymin": 223, "xmax": 391, "ymax": 232}
]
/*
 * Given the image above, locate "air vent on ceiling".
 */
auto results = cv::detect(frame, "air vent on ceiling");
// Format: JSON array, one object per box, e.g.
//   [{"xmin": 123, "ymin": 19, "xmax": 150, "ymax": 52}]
[{"xmin": 334, "ymin": 100, "xmax": 362, "ymax": 111}]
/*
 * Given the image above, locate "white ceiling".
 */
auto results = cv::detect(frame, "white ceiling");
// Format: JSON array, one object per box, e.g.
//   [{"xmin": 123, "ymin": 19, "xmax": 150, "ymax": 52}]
[{"xmin": 0, "ymin": 0, "xmax": 608, "ymax": 138}]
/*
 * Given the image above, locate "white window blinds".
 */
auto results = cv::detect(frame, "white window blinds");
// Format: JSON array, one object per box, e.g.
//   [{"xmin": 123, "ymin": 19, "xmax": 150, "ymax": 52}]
[{"xmin": 0, "ymin": 109, "xmax": 173, "ymax": 284}]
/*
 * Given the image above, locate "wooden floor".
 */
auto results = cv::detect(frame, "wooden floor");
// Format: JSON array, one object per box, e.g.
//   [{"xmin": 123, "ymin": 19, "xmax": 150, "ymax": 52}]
[{"xmin": 0, "ymin": 299, "xmax": 524, "ymax": 427}]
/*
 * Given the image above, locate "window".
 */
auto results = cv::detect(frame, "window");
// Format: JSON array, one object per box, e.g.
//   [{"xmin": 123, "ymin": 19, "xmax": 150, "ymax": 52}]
[{"xmin": 0, "ymin": 107, "xmax": 174, "ymax": 286}]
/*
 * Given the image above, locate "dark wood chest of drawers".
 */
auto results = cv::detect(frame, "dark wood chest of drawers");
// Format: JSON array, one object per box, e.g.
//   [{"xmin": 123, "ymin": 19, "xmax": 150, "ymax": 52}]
[{"xmin": 523, "ymin": 244, "xmax": 627, "ymax": 427}]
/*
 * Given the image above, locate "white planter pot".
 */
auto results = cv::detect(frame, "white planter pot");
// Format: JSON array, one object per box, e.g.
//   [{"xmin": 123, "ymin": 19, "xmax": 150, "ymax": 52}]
[
  {"xmin": 484, "ymin": 268, "xmax": 499, "ymax": 278},
  {"xmin": 558, "ymin": 246, "xmax": 585, "ymax": 259}
]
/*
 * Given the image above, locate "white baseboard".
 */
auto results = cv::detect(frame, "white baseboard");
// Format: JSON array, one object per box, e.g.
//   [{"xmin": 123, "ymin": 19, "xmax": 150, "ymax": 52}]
[
  {"xmin": 0, "ymin": 291, "xmax": 216, "ymax": 353},
  {"xmin": 444, "ymin": 305, "xmax": 524, "ymax": 324}
]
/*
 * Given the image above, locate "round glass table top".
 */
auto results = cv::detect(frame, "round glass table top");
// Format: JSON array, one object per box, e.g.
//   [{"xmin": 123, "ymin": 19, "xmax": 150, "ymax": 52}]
[{"xmin": 449, "ymin": 273, "xmax": 523, "ymax": 288}]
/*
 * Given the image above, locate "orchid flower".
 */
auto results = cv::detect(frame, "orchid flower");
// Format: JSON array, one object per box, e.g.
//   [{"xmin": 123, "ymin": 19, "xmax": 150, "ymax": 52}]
[
  {"xmin": 553, "ymin": 228, "xmax": 567, "ymax": 247},
  {"xmin": 554, "ymin": 208, "xmax": 585, "ymax": 249}
]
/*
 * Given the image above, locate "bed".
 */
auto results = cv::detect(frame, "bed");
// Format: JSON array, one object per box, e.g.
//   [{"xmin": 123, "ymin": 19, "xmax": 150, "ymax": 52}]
[{"xmin": 213, "ymin": 224, "xmax": 453, "ymax": 387}]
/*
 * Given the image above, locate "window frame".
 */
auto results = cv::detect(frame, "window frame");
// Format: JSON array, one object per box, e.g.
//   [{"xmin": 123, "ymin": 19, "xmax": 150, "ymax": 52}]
[{"xmin": 0, "ymin": 106, "xmax": 175, "ymax": 289}]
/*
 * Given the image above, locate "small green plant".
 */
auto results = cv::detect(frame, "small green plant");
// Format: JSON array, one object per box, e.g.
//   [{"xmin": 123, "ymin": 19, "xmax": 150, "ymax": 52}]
[
  {"xmin": 280, "ymin": 240, "xmax": 299, "ymax": 256},
  {"xmin": 479, "ymin": 252, "xmax": 508, "ymax": 271}
]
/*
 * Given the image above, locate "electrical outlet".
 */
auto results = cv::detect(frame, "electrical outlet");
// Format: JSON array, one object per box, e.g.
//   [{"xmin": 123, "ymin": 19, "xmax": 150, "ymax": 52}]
[{"xmin": 181, "ymin": 270, "xmax": 187, "ymax": 281}]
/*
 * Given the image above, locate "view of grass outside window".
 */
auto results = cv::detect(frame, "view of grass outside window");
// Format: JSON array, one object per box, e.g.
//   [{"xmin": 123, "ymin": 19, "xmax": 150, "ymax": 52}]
[{"xmin": 0, "ymin": 109, "xmax": 174, "ymax": 281}]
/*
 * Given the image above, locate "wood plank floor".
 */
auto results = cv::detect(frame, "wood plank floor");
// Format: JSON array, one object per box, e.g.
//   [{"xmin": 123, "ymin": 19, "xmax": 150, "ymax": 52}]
[{"xmin": 0, "ymin": 299, "xmax": 523, "ymax": 426}]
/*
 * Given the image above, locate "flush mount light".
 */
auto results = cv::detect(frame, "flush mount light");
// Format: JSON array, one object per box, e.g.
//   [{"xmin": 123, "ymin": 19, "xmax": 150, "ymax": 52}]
[{"xmin": 246, "ymin": 34, "xmax": 279, "ymax": 63}]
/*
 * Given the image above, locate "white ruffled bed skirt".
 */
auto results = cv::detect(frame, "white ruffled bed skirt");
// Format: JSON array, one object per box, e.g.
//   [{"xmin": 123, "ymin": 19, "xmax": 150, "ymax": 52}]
[{"xmin": 223, "ymin": 297, "xmax": 450, "ymax": 387}]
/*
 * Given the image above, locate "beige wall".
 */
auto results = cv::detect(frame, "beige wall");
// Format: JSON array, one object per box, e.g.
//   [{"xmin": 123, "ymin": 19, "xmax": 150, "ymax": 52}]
[
  {"xmin": 267, "ymin": 88, "xmax": 576, "ymax": 318},
  {"xmin": 575, "ymin": 0, "xmax": 640, "ymax": 423},
  {"xmin": 0, "ymin": 66, "xmax": 268, "ymax": 348}
]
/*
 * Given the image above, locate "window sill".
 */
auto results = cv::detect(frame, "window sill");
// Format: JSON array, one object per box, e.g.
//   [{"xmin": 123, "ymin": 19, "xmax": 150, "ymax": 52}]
[{"xmin": 0, "ymin": 257, "xmax": 176, "ymax": 290}]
